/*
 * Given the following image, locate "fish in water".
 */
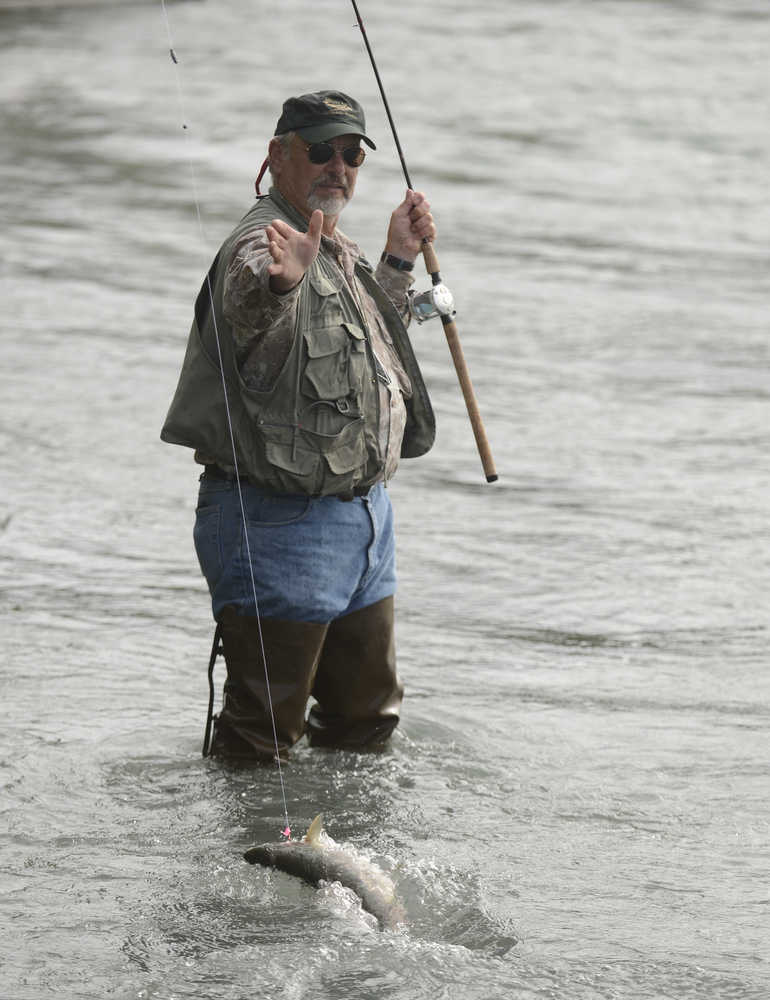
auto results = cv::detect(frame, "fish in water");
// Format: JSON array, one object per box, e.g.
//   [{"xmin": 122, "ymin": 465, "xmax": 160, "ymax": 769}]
[{"xmin": 243, "ymin": 814, "xmax": 405, "ymax": 929}]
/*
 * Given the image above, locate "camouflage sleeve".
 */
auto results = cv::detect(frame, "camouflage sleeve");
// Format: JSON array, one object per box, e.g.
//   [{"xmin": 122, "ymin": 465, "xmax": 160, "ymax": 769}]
[
  {"xmin": 222, "ymin": 226, "xmax": 303, "ymax": 390},
  {"xmin": 222, "ymin": 226, "xmax": 300, "ymax": 352},
  {"xmin": 374, "ymin": 260, "xmax": 415, "ymax": 328}
]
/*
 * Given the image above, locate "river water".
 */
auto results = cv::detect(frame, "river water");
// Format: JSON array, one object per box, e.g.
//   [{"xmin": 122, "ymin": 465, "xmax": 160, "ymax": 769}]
[{"xmin": 1, "ymin": 0, "xmax": 768, "ymax": 997}]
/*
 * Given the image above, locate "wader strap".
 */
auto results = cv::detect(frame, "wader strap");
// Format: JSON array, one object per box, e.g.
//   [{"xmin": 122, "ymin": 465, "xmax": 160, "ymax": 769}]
[{"xmin": 202, "ymin": 622, "xmax": 224, "ymax": 757}]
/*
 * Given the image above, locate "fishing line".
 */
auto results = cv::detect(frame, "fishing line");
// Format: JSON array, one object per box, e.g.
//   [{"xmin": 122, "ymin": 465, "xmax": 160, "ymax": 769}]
[{"xmin": 159, "ymin": 0, "xmax": 292, "ymax": 840}]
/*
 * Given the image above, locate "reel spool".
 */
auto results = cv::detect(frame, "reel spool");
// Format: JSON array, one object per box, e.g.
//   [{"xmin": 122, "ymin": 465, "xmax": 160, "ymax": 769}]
[{"xmin": 408, "ymin": 283, "xmax": 456, "ymax": 324}]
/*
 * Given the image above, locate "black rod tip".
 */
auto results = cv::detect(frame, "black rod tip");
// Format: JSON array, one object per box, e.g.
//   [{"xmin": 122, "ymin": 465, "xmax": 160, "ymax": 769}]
[{"xmin": 486, "ymin": 473, "xmax": 499, "ymax": 483}]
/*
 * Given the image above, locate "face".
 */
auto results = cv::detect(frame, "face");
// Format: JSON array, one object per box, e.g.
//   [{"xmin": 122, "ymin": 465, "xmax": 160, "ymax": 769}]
[{"xmin": 270, "ymin": 133, "xmax": 362, "ymax": 223}]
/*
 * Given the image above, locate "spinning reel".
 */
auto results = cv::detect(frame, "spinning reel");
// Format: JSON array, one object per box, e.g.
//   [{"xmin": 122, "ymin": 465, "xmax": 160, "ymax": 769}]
[{"xmin": 407, "ymin": 282, "xmax": 456, "ymax": 324}]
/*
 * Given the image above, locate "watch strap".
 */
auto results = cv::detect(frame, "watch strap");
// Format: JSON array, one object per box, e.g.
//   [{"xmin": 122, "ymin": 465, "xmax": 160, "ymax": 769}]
[{"xmin": 380, "ymin": 252, "xmax": 414, "ymax": 272}]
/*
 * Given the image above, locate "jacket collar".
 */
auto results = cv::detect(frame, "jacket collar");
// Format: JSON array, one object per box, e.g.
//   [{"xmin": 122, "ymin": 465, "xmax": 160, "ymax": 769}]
[{"xmin": 267, "ymin": 186, "xmax": 309, "ymax": 231}]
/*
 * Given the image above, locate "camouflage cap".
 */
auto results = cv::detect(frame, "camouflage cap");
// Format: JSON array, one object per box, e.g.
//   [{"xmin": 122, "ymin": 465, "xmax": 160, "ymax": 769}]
[{"xmin": 274, "ymin": 90, "xmax": 376, "ymax": 149}]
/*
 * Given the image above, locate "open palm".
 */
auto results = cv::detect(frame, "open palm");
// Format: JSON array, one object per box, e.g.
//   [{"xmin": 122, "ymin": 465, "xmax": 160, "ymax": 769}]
[{"xmin": 266, "ymin": 210, "xmax": 323, "ymax": 292}]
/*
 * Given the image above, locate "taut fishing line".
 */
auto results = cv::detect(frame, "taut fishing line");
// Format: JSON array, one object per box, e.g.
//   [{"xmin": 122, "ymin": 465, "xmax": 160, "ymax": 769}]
[{"xmin": 158, "ymin": 0, "xmax": 292, "ymax": 840}]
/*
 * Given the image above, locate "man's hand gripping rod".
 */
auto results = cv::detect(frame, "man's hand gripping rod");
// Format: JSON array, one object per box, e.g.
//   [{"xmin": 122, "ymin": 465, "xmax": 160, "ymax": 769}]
[{"xmin": 351, "ymin": 0, "xmax": 498, "ymax": 483}]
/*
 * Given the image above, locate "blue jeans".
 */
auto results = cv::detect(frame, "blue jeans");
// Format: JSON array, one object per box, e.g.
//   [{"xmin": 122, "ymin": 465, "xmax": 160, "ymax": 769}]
[{"xmin": 193, "ymin": 476, "xmax": 397, "ymax": 623}]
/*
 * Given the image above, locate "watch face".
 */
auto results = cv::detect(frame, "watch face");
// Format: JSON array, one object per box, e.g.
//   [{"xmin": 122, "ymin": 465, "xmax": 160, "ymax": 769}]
[{"xmin": 432, "ymin": 283, "xmax": 455, "ymax": 314}]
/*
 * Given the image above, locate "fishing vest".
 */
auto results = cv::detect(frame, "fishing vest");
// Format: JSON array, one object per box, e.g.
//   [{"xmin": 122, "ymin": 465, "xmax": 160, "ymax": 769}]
[{"xmin": 160, "ymin": 189, "xmax": 435, "ymax": 496}]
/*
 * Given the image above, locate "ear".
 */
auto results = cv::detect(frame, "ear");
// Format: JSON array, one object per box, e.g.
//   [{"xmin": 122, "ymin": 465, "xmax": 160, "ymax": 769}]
[{"xmin": 268, "ymin": 136, "xmax": 285, "ymax": 177}]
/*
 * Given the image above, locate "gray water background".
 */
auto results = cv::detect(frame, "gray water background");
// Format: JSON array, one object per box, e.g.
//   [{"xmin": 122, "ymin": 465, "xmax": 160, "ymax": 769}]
[{"xmin": 1, "ymin": 0, "xmax": 769, "ymax": 997}]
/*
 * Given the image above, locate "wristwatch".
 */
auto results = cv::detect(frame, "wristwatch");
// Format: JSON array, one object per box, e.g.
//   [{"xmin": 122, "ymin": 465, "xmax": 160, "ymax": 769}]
[{"xmin": 380, "ymin": 252, "xmax": 414, "ymax": 272}]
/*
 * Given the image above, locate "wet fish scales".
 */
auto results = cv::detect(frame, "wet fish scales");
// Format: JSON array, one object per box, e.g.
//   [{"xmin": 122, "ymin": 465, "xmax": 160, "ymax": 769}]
[{"xmin": 244, "ymin": 815, "xmax": 404, "ymax": 929}]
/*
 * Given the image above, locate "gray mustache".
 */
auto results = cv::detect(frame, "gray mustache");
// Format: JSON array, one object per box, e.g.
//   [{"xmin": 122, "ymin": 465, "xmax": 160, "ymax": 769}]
[{"xmin": 310, "ymin": 175, "xmax": 349, "ymax": 195}]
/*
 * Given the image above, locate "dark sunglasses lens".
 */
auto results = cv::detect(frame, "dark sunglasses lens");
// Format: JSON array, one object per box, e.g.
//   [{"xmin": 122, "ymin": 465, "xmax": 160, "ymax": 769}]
[
  {"xmin": 306, "ymin": 143, "xmax": 366, "ymax": 167},
  {"xmin": 342, "ymin": 146, "xmax": 366, "ymax": 167},
  {"xmin": 307, "ymin": 142, "xmax": 334, "ymax": 164}
]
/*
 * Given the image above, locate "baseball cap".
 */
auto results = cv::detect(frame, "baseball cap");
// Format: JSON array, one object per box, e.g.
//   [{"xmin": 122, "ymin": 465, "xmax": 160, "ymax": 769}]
[{"xmin": 274, "ymin": 90, "xmax": 376, "ymax": 149}]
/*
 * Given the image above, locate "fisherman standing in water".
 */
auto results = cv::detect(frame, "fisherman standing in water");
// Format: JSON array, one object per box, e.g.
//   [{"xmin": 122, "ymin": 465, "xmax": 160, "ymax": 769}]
[{"xmin": 161, "ymin": 91, "xmax": 436, "ymax": 760}]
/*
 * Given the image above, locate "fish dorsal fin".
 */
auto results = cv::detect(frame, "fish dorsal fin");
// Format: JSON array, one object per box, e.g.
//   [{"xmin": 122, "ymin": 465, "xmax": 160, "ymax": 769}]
[{"xmin": 304, "ymin": 814, "xmax": 324, "ymax": 845}]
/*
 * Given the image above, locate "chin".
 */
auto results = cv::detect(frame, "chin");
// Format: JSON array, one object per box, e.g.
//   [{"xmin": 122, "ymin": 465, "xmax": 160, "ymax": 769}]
[{"xmin": 307, "ymin": 194, "xmax": 348, "ymax": 217}]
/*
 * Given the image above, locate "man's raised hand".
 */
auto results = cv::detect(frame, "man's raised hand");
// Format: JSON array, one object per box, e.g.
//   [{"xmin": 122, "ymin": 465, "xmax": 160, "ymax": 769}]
[
  {"xmin": 267, "ymin": 209, "xmax": 324, "ymax": 293},
  {"xmin": 383, "ymin": 190, "xmax": 436, "ymax": 265}
]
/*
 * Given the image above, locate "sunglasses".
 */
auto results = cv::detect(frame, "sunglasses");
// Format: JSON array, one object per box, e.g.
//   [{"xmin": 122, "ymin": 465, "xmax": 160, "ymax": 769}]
[{"xmin": 301, "ymin": 140, "xmax": 366, "ymax": 168}]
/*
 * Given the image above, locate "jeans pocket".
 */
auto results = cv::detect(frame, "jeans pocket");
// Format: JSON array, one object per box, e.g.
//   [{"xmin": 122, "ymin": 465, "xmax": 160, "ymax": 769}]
[
  {"xmin": 193, "ymin": 504, "xmax": 223, "ymax": 585},
  {"xmin": 247, "ymin": 493, "xmax": 314, "ymax": 526}
]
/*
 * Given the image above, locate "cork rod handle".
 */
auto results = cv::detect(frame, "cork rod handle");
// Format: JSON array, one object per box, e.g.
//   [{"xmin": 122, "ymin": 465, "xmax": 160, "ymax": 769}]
[{"xmin": 421, "ymin": 241, "xmax": 498, "ymax": 483}]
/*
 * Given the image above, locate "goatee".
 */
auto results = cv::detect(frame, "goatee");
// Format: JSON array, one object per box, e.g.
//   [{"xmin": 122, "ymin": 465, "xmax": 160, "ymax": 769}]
[
  {"xmin": 307, "ymin": 192, "xmax": 348, "ymax": 217},
  {"xmin": 307, "ymin": 175, "xmax": 350, "ymax": 218}
]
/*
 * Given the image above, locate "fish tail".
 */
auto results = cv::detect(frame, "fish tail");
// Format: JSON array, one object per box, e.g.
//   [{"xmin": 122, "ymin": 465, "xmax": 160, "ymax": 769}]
[{"xmin": 304, "ymin": 813, "xmax": 324, "ymax": 845}]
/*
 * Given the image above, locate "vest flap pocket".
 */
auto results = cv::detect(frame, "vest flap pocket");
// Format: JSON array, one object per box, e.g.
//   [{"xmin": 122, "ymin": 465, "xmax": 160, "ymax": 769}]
[
  {"xmin": 264, "ymin": 440, "xmax": 318, "ymax": 478},
  {"xmin": 342, "ymin": 323, "xmax": 366, "ymax": 351},
  {"xmin": 310, "ymin": 270, "xmax": 342, "ymax": 297},
  {"xmin": 324, "ymin": 426, "xmax": 368, "ymax": 474},
  {"xmin": 305, "ymin": 325, "xmax": 349, "ymax": 358},
  {"xmin": 326, "ymin": 441, "xmax": 365, "ymax": 475},
  {"xmin": 301, "ymin": 415, "xmax": 363, "ymax": 450}
]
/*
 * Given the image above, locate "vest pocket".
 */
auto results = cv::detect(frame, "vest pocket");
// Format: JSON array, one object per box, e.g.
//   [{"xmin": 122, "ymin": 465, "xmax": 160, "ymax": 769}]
[
  {"xmin": 325, "ymin": 435, "xmax": 366, "ymax": 475},
  {"xmin": 264, "ymin": 439, "xmax": 319, "ymax": 478},
  {"xmin": 303, "ymin": 323, "xmax": 366, "ymax": 402},
  {"xmin": 309, "ymin": 270, "xmax": 344, "ymax": 327},
  {"xmin": 260, "ymin": 418, "xmax": 367, "ymax": 494}
]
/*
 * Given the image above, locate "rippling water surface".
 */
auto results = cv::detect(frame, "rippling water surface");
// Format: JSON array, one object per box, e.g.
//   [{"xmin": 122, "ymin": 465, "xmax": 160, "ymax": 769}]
[{"xmin": 1, "ymin": 1, "xmax": 768, "ymax": 997}]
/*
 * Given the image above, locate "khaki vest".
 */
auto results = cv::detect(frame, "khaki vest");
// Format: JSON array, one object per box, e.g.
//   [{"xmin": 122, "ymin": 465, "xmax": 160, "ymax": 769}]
[{"xmin": 160, "ymin": 190, "xmax": 434, "ymax": 495}]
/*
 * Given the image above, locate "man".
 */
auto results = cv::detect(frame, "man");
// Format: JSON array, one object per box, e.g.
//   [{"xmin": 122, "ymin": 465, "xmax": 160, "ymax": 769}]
[{"xmin": 161, "ymin": 90, "xmax": 436, "ymax": 761}]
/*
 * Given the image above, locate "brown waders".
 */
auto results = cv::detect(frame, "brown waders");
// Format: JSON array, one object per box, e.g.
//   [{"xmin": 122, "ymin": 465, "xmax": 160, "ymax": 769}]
[{"xmin": 208, "ymin": 595, "xmax": 402, "ymax": 761}]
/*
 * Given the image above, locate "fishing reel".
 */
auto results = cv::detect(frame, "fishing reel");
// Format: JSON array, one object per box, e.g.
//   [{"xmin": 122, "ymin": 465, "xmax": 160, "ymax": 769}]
[{"xmin": 408, "ymin": 282, "xmax": 456, "ymax": 324}]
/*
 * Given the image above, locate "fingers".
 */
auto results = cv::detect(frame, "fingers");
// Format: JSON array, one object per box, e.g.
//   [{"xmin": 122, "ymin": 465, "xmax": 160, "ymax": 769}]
[
  {"xmin": 407, "ymin": 191, "xmax": 430, "ymax": 219},
  {"xmin": 269, "ymin": 213, "xmax": 323, "ymax": 242},
  {"xmin": 267, "ymin": 241, "xmax": 287, "ymax": 277},
  {"xmin": 268, "ymin": 218, "xmax": 295, "ymax": 239},
  {"xmin": 397, "ymin": 189, "xmax": 426, "ymax": 217},
  {"xmin": 412, "ymin": 210, "xmax": 435, "ymax": 242},
  {"xmin": 404, "ymin": 190, "xmax": 435, "ymax": 243},
  {"xmin": 266, "ymin": 220, "xmax": 285, "ymax": 247},
  {"xmin": 265, "ymin": 225, "xmax": 286, "ymax": 272},
  {"xmin": 266, "ymin": 214, "xmax": 320, "ymax": 266},
  {"xmin": 266, "ymin": 219, "xmax": 295, "ymax": 257},
  {"xmin": 400, "ymin": 189, "xmax": 435, "ymax": 241},
  {"xmin": 307, "ymin": 209, "xmax": 324, "ymax": 250},
  {"xmin": 403, "ymin": 188, "xmax": 429, "ymax": 213},
  {"xmin": 265, "ymin": 214, "xmax": 322, "ymax": 290},
  {"xmin": 267, "ymin": 245, "xmax": 283, "ymax": 273},
  {"xmin": 383, "ymin": 189, "xmax": 437, "ymax": 261}
]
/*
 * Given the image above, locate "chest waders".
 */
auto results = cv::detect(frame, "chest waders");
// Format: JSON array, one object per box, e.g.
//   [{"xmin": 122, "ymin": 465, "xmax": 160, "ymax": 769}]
[{"xmin": 205, "ymin": 596, "xmax": 401, "ymax": 761}]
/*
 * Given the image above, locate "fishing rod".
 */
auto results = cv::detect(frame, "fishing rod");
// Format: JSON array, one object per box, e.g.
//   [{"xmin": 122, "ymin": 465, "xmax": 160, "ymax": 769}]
[{"xmin": 351, "ymin": 0, "xmax": 498, "ymax": 483}]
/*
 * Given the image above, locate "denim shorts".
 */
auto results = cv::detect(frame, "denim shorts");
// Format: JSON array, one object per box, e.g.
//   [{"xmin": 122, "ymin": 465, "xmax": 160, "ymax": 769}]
[{"xmin": 193, "ymin": 475, "xmax": 397, "ymax": 624}]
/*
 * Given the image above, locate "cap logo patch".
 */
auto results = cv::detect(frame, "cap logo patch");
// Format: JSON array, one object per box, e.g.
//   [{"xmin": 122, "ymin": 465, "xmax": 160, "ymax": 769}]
[{"xmin": 323, "ymin": 97, "xmax": 352, "ymax": 114}]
